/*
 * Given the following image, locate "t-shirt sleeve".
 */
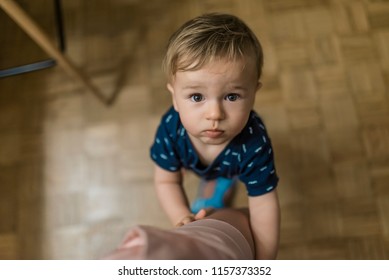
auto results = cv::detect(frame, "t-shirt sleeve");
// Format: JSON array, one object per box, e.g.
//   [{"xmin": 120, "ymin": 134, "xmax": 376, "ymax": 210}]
[
  {"xmin": 150, "ymin": 111, "xmax": 181, "ymax": 172},
  {"xmin": 238, "ymin": 120, "xmax": 279, "ymax": 196}
]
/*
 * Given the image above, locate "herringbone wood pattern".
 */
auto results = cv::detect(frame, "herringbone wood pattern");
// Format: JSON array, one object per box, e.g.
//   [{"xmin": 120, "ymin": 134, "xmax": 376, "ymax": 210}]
[{"xmin": 0, "ymin": 0, "xmax": 388, "ymax": 259}]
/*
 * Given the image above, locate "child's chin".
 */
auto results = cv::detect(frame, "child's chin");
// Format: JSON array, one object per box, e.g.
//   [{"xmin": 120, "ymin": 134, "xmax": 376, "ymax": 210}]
[{"xmin": 200, "ymin": 137, "xmax": 229, "ymax": 146}]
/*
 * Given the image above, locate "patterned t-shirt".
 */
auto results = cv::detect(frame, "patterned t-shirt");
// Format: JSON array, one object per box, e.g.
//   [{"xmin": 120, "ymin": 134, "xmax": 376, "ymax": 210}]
[{"xmin": 150, "ymin": 107, "xmax": 279, "ymax": 196}]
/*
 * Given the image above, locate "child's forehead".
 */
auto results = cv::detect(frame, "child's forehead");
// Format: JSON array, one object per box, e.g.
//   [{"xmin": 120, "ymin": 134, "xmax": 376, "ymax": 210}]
[{"xmin": 174, "ymin": 54, "xmax": 256, "ymax": 77}]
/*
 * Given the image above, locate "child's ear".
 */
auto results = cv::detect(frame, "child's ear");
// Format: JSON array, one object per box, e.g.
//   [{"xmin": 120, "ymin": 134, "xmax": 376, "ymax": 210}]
[
  {"xmin": 167, "ymin": 83, "xmax": 178, "ymax": 111},
  {"xmin": 256, "ymin": 81, "xmax": 263, "ymax": 92},
  {"xmin": 167, "ymin": 83, "xmax": 174, "ymax": 94}
]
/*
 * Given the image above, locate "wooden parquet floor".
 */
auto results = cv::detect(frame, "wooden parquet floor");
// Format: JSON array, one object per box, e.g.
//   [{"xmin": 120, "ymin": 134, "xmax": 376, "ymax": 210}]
[{"xmin": 0, "ymin": 0, "xmax": 388, "ymax": 259}]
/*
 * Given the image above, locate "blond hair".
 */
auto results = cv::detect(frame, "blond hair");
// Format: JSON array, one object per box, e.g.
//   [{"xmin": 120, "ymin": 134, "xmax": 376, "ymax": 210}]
[{"xmin": 163, "ymin": 13, "xmax": 263, "ymax": 80}]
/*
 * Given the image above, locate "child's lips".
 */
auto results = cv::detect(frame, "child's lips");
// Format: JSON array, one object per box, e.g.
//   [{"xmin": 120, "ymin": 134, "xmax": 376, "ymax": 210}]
[{"xmin": 203, "ymin": 129, "xmax": 224, "ymax": 138}]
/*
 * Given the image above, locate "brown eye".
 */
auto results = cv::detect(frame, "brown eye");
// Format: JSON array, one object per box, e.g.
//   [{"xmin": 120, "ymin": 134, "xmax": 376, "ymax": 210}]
[
  {"xmin": 225, "ymin": 93, "xmax": 239, "ymax": 101},
  {"xmin": 190, "ymin": 94, "xmax": 204, "ymax": 102}
]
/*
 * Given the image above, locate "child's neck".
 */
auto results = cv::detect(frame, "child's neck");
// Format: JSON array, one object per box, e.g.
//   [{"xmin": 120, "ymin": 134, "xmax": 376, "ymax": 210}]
[{"xmin": 189, "ymin": 135, "xmax": 230, "ymax": 166}]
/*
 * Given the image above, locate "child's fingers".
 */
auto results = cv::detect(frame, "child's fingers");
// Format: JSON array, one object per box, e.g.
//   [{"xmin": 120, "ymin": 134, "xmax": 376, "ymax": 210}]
[
  {"xmin": 175, "ymin": 214, "xmax": 195, "ymax": 227},
  {"xmin": 194, "ymin": 209, "xmax": 207, "ymax": 220},
  {"xmin": 175, "ymin": 222, "xmax": 184, "ymax": 227},
  {"xmin": 176, "ymin": 208, "xmax": 215, "ymax": 227},
  {"xmin": 194, "ymin": 207, "xmax": 214, "ymax": 220}
]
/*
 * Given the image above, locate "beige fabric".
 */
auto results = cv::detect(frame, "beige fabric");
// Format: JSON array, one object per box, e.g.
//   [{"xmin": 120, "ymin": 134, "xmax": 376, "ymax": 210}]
[{"xmin": 103, "ymin": 219, "xmax": 254, "ymax": 260}]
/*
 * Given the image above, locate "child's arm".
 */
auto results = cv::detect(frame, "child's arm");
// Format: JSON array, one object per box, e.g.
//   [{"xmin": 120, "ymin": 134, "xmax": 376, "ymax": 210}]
[
  {"xmin": 154, "ymin": 165, "xmax": 194, "ymax": 226},
  {"xmin": 248, "ymin": 190, "xmax": 280, "ymax": 259}
]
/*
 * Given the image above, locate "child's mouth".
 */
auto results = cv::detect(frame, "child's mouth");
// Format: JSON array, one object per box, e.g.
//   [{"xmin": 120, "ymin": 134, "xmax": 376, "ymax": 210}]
[{"xmin": 204, "ymin": 130, "xmax": 224, "ymax": 138}]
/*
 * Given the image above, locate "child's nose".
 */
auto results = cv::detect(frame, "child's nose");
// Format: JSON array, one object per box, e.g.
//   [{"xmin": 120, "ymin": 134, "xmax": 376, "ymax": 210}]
[{"xmin": 206, "ymin": 101, "xmax": 225, "ymax": 121}]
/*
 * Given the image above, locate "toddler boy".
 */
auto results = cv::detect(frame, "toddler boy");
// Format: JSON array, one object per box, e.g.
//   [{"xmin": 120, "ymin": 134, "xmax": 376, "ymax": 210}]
[{"xmin": 150, "ymin": 13, "xmax": 280, "ymax": 259}]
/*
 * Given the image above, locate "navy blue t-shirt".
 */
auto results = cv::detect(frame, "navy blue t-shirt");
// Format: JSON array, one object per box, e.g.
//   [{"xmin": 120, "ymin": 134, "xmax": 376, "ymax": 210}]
[{"xmin": 150, "ymin": 107, "xmax": 279, "ymax": 196}]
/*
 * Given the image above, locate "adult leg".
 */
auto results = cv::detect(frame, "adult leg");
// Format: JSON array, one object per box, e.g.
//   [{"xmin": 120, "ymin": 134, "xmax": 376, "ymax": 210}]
[{"xmin": 103, "ymin": 208, "xmax": 254, "ymax": 260}]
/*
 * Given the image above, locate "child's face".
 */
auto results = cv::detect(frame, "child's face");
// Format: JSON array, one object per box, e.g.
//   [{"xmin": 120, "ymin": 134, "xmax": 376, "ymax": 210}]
[{"xmin": 167, "ymin": 57, "xmax": 260, "ymax": 147}]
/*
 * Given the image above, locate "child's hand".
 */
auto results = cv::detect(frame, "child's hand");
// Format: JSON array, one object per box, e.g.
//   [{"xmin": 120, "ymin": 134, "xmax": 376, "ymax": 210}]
[
  {"xmin": 193, "ymin": 208, "xmax": 209, "ymax": 220},
  {"xmin": 175, "ymin": 214, "xmax": 196, "ymax": 227},
  {"xmin": 175, "ymin": 208, "xmax": 214, "ymax": 227}
]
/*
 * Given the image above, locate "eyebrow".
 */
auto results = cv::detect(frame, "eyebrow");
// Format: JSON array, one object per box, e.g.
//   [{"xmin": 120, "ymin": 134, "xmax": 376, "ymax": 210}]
[
  {"xmin": 182, "ymin": 84, "xmax": 248, "ymax": 91},
  {"xmin": 182, "ymin": 85, "xmax": 205, "ymax": 90},
  {"xmin": 229, "ymin": 85, "xmax": 248, "ymax": 91}
]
